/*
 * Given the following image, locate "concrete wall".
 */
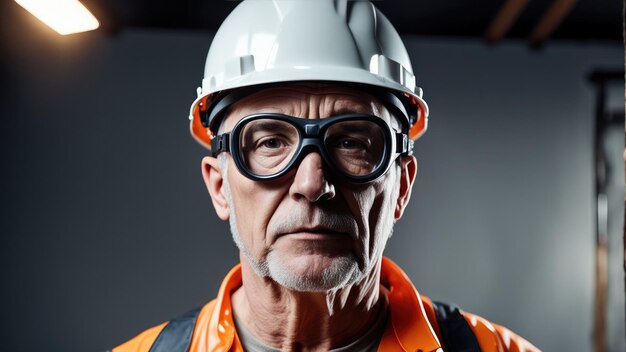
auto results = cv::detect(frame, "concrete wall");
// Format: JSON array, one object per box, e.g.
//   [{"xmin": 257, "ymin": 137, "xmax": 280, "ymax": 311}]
[{"xmin": 1, "ymin": 7, "xmax": 623, "ymax": 351}]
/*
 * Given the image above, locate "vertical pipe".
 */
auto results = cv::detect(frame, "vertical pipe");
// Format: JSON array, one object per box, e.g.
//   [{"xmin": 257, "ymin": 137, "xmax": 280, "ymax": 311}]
[{"xmin": 592, "ymin": 74, "xmax": 608, "ymax": 352}]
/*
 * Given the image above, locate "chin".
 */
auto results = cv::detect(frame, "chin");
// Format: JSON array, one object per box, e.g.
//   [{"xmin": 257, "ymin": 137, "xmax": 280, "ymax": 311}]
[{"xmin": 265, "ymin": 251, "xmax": 362, "ymax": 292}]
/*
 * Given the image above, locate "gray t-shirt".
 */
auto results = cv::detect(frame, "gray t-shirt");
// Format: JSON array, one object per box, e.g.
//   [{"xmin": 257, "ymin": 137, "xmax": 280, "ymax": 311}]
[{"xmin": 233, "ymin": 308, "xmax": 388, "ymax": 352}]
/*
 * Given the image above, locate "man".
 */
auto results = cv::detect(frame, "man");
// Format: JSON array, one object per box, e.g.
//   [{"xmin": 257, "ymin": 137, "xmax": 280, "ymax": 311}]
[{"xmin": 115, "ymin": 1, "xmax": 539, "ymax": 351}]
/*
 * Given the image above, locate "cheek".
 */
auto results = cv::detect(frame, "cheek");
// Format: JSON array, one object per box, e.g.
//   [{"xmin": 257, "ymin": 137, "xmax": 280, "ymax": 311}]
[
  {"xmin": 368, "ymin": 188, "xmax": 395, "ymax": 239},
  {"xmin": 229, "ymin": 174, "xmax": 284, "ymax": 248},
  {"xmin": 356, "ymin": 171, "xmax": 400, "ymax": 255}
]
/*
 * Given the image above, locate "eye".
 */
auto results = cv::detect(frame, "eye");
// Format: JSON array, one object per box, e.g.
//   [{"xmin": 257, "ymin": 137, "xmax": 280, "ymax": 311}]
[
  {"xmin": 335, "ymin": 138, "xmax": 368, "ymax": 150},
  {"xmin": 259, "ymin": 138, "xmax": 284, "ymax": 149}
]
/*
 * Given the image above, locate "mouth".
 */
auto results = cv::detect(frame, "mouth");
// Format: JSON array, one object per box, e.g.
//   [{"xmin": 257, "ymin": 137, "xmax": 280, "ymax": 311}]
[{"xmin": 277, "ymin": 227, "xmax": 351, "ymax": 240}]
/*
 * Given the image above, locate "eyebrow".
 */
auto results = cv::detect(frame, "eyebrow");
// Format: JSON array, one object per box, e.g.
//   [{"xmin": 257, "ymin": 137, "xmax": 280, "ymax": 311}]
[
  {"xmin": 245, "ymin": 121, "xmax": 288, "ymax": 134},
  {"xmin": 331, "ymin": 122, "xmax": 371, "ymax": 133}
]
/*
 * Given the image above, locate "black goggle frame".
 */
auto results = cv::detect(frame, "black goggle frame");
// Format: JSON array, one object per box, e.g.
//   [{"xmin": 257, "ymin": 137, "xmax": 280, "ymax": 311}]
[{"xmin": 211, "ymin": 113, "xmax": 413, "ymax": 183}]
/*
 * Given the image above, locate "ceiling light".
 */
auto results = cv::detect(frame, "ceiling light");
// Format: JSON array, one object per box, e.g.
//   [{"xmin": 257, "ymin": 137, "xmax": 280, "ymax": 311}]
[{"xmin": 15, "ymin": 0, "xmax": 100, "ymax": 35}]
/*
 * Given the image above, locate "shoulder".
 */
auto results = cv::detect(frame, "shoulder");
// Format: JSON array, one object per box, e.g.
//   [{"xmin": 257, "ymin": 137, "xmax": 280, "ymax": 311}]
[
  {"xmin": 461, "ymin": 311, "xmax": 541, "ymax": 352},
  {"xmin": 112, "ymin": 322, "xmax": 168, "ymax": 352},
  {"xmin": 112, "ymin": 300, "xmax": 218, "ymax": 352},
  {"xmin": 420, "ymin": 295, "xmax": 541, "ymax": 352}
]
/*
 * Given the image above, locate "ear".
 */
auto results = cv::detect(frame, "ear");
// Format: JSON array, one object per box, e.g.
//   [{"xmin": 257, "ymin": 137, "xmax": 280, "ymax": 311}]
[
  {"xmin": 394, "ymin": 155, "xmax": 418, "ymax": 220},
  {"xmin": 201, "ymin": 156, "xmax": 230, "ymax": 221}
]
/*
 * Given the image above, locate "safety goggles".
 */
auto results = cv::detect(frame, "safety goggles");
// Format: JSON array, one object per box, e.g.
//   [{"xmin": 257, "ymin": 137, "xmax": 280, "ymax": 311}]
[{"xmin": 211, "ymin": 113, "xmax": 413, "ymax": 183}]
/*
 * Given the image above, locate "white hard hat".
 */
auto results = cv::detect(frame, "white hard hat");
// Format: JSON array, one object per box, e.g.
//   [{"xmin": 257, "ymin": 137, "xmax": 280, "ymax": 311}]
[{"xmin": 189, "ymin": 0, "xmax": 429, "ymax": 150}]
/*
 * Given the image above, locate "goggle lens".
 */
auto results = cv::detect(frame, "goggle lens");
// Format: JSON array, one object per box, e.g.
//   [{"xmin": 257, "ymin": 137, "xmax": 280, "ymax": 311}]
[
  {"xmin": 239, "ymin": 119, "xmax": 300, "ymax": 176},
  {"xmin": 324, "ymin": 120, "xmax": 385, "ymax": 177}
]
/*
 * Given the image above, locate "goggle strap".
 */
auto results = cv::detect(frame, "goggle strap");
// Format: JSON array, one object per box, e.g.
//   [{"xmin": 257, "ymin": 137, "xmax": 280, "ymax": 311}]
[
  {"xmin": 210, "ymin": 133, "xmax": 230, "ymax": 157},
  {"xmin": 396, "ymin": 132, "xmax": 413, "ymax": 155}
]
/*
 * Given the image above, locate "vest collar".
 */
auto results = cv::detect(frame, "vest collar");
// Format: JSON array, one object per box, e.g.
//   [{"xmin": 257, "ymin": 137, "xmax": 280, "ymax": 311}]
[{"xmin": 207, "ymin": 257, "xmax": 442, "ymax": 352}]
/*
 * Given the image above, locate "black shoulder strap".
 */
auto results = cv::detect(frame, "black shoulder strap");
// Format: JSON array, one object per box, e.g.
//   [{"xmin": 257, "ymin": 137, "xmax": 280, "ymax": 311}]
[
  {"xmin": 148, "ymin": 307, "xmax": 202, "ymax": 352},
  {"xmin": 431, "ymin": 301, "xmax": 481, "ymax": 352}
]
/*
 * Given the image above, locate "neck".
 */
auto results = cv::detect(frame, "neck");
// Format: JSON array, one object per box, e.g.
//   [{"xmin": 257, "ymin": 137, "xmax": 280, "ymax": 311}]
[{"xmin": 231, "ymin": 256, "xmax": 386, "ymax": 351}]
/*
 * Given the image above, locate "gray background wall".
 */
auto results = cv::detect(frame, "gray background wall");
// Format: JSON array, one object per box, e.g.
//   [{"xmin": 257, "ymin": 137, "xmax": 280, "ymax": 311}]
[{"xmin": 1, "ymin": 8, "xmax": 624, "ymax": 352}]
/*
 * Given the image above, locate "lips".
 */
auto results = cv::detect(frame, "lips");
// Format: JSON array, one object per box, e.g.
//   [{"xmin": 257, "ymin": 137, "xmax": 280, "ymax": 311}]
[{"xmin": 278, "ymin": 226, "xmax": 348, "ymax": 238}]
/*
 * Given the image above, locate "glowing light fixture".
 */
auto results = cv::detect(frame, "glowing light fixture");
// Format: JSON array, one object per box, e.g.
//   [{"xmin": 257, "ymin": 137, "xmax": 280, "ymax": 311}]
[{"xmin": 15, "ymin": 0, "xmax": 100, "ymax": 35}]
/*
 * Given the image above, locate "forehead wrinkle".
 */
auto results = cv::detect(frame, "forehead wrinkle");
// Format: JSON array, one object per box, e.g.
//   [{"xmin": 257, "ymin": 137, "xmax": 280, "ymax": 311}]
[
  {"xmin": 222, "ymin": 84, "xmax": 398, "ymax": 131},
  {"xmin": 332, "ymin": 98, "xmax": 376, "ymax": 115}
]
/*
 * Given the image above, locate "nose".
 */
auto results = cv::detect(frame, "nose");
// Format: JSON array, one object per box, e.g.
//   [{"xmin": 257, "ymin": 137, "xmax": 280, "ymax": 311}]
[{"xmin": 289, "ymin": 151, "xmax": 336, "ymax": 202}]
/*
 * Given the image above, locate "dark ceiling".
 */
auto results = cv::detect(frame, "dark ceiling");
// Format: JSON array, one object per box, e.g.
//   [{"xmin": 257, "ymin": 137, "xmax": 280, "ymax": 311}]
[{"xmin": 78, "ymin": 0, "xmax": 622, "ymax": 46}]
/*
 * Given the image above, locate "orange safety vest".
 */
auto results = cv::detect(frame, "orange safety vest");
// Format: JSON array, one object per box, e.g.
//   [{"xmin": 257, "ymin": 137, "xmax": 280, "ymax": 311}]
[{"xmin": 114, "ymin": 257, "xmax": 540, "ymax": 352}]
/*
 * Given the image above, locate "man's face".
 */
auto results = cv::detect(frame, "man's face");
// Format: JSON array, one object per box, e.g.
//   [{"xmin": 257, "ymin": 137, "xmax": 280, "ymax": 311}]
[{"xmin": 203, "ymin": 84, "xmax": 416, "ymax": 292}]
